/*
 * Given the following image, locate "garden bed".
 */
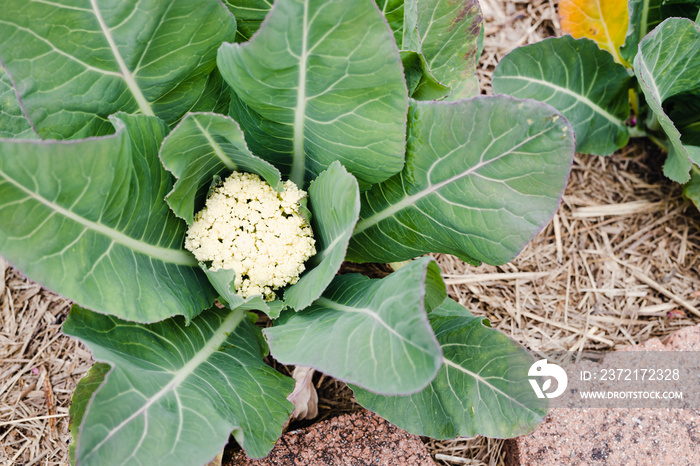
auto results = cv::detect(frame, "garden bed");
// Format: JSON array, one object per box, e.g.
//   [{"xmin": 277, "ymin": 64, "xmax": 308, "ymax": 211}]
[{"xmin": 1, "ymin": 1, "xmax": 699, "ymax": 465}]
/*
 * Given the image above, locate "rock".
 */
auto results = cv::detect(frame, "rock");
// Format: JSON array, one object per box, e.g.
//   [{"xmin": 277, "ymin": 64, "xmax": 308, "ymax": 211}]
[
  {"xmin": 229, "ymin": 409, "xmax": 436, "ymax": 466},
  {"xmin": 507, "ymin": 324, "xmax": 700, "ymax": 465},
  {"xmin": 662, "ymin": 324, "xmax": 700, "ymax": 350}
]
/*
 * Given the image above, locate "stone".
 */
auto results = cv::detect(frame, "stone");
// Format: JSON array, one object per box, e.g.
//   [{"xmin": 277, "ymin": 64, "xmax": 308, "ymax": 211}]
[
  {"xmin": 507, "ymin": 324, "xmax": 700, "ymax": 465},
  {"xmin": 229, "ymin": 409, "xmax": 436, "ymax": 466}
]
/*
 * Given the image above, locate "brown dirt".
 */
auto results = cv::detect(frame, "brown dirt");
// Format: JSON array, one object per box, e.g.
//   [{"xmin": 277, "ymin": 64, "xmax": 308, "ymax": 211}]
[{"xmin": 228, "ymin": 409, "xmax": 436, "ymax": 466}]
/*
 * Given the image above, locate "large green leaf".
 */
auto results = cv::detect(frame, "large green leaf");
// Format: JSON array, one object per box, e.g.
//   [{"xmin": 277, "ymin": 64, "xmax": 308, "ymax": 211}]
[
  {"xmin": 376, "ymin": 0, "xmax": 405, "ymax": 46},
  {"xmin": 185, "ymin": 70, "xmax": 233, "ymax": 117},
  {"xmin": 492, "ymin": 36, "xmax": 631, "ymax": 155},
  {"xmin": 63, "ymin": 305, "xmax": 294, "ymax": 464},
  {"xmin": 400, "ymin": 51, "xmax": 452, "ymax": 101},
  {"xmin": 217, "ymin": 0, "xmax": 408, "ymax": 188},
  {"xmin": 622, "ymin": 0, "xmax": 663, "ymax": 63},
  {"xmin": 347, "ymin": 97, "xmax": 574, "ymax": 266},
  {"xmin": 223, "ymin": 0, "xmax": 273, "ymax": 43},
  {"xmin": 352, "ymin": 297, "xmax": 547, "ymax": 439},
  {"xmin": 0, "ymin": 67, "xmax": 37, "ymax": 139},
  {"xmin": 621, "ymin": 0, "xmax": 700, "ymax": 62},
  {"xmin": 68, "ymin": 363, "xmax": 111, "ymax": 466},
  {"xmin": 0, "ymin": 0, "xmax": 236, "ymax": 139},
  {"xmin": 380, "ymin": 0, "xmax": 482, "ymax": 101},
  {"xmin": 0, "ymin": 114, "xmax": 215, "ymax": 322},
  {"xmin": 266, "ymin": 258, "xmax": 445, "ymax": 395},
  {"xmin": 407, "ymin": 0, "xmax": 482, "ymax": 100},
  {"xmin": 665, "ymin": 93, "xmax": 700, "ymax": 148},
  {"xmin": 284, "ymin": 161, "xmax": 360, "ymax": 310},
  {"xmin": 160, "ymin": 112, "xmax": 282, "ymax": 224},
  {"xmin": 635, "ymin": 18, "xmax": 700, "ymax": 183}
]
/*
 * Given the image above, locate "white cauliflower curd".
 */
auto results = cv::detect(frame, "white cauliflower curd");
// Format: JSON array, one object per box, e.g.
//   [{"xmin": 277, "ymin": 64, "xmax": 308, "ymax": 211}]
[{"xmin": 184, "ymin": 172, "xmax": 316, "ymax": 301}]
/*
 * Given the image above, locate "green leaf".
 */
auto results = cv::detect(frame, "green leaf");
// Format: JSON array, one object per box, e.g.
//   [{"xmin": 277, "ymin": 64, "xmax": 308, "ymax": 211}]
[
  {"xmin": 223, "ymin": 0, "xmax": 273, "ymax": 43},
  {"xmin": 160, "ymin": 112, "xmax": 282, "ymax": 224},
  {"xmin": 0, "ymin": 114, "xmax": 215, "ymax": 322},
  {"xmin": 665, "ymin": 93, "xmax": 700, "ymax": 147},
  {"xmin": 217, "ymin": 0, "xmax": 408, "ymax": 188},
  {"xmin": 0, "ymin": 0, "xmax": 236, "ymax": 139},
  {"xmin": 0, "ymin": 67, "xmax": 37, "ymax": 139},
  {"xmin": 684, "ymin": 166, "xmax": 700, "ymax": 209},
  {"xmin": 634, "ymin": 18, "xmax": 700, "ymax": 183},
  {"xmin": 492, "ymin": 36, "xmax": 632, "ymax": 156},
  {"xmin": 266, "ymin": 258, "xmax": 444, "ymax": 395},
  {"xmin": 382, "ymin": 0, "xmax": 482, "ymax": 101},
  {"xmin": 201, "ymin": 267, "xmax": 285, "ymax": 319},
  {"xmin": 68, "ymin": 362, "xmax": 111, "ymax": 466},
  {"xmin": 621, "ymin": 0, "xmax": 663, "ymax": 63},
  {"xmin": 352, "ymin": 297, "xmax": 547, "ymax": 439},
  {"xmin": 284, "ymin": 161, "xmax": 360, "ymax": 310},
  {"xmin": 185, "ymin": 70, "xmax": 233, "ymax": 116},
  {"xmin": 347, "ymin": 97, "xmax": 574, "ymax": 266},
  {"xmin": 400, "ymin": 51, "xmax": 452, "ymax": 101},
  {"xmin": 621, "ymin": 0, "xmax": 700, "ymax": 62},
  {"xmin": 402, "ymin": 0, "xmax": 421, "ymax": 55},
  {"xmin": 408, "ymin": 0, "xmax": 482, "ymax": 100},
  {"xmin": 63, "ymin": 304, "xmax": 294, "ymax": 464},
  {"xmin": 376, "ymin": 0, "xmax": 405, "ymax": 46}
]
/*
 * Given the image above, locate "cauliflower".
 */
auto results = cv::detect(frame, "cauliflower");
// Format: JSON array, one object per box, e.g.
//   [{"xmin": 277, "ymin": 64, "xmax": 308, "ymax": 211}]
[{"xmin": 185, "ymin": 172, "xmax": 316, "ymax": 301}]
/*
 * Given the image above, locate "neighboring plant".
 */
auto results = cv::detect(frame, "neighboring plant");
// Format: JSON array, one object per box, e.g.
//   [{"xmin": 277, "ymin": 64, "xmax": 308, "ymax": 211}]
[
  {"xmin": 0, "ymin": 1, "xmax": 574, "ymax": 464},
  {"xmin": 492, "ymin": 0, "xmax": 700, "ymax": 206}
]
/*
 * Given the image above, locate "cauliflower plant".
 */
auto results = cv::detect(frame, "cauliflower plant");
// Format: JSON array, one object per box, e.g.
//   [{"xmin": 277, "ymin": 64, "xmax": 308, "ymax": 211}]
[{"xmin": 185, "ymin": 172, "xmax": 316, "ymax": 301}]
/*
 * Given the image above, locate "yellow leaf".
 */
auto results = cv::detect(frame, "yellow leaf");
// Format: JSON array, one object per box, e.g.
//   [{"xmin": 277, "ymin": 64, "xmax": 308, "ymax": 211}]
[{"xmin": 559, "ymin": 0, "xmax": 630, "ymax": 65}]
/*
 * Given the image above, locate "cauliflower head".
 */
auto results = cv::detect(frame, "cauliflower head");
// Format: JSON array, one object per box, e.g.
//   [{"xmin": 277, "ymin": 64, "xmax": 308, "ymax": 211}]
[{"xmin": 185, "ymin": 172, "xmax": 316, "ymax": 301}]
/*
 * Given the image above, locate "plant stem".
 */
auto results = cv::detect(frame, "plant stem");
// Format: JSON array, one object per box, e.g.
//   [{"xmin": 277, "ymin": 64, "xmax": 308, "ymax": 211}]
[
  {"xmin": 647, "ymin": 134, "xmax": 669, "ymax": 152},
  {"xmin": 628, "ymin": 126, "xmax": 648, "ymax": 139},
  {"xmin": 647, "ymin": 112, "xmax": 662, "ymax": 132},
  {"xmin": 629, "ymin": 89, "xmax": 639, "ymax": 119}
]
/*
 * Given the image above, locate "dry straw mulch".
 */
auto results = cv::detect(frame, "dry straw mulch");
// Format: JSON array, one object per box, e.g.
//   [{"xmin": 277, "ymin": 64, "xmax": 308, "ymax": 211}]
[
  {"xmin": 430, "ymin": 1, "xmax": 700, "ymax": 465},
  {"xmin": 0, "ymin": 261, "xmax": 88, "ymax": 465},
  {"xmin": 1, "ymin": 1, "xmax": 699, "ymax": 465}
]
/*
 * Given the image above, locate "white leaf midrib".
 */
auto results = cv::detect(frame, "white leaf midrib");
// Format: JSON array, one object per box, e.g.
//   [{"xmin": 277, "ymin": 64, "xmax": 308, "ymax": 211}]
[
  {"xmin": 353, "ymin": 126, "xmax": 553, "ymax": 235},
  {"xmin": 442, "ymin": 358, "xmax": 542, "ymax": 417},
  {"xmin": 640, "ymin": 0, "xmax": 651, "ymax": 39},
  {"xmin": 315, "ymin": 297, "xmax": 434, "ymax": 355},
  {"xmin": 593, "ymin": 0, "xmax": 618, "ymax": 62},
  {"xmin": 0, "ymin": 169, "xmax": 196, "ymax": 266},
  {"xmin": 290, "ymin": 0, "xmax": 310, "ymax": 186},
  {"xmin": 193, "ymin": 117, "xmax": 237, "ymax": 170},
  {"xmin": 81, "ymin": 307, "xmax": 248, "ymax": 461},
  {"xmin": 496, "ymin": 75, "xmax": 625, "ymax": 126},
  {"xmin": 89, "ymin": 0, "xmax": 155, "ymax": 117}
]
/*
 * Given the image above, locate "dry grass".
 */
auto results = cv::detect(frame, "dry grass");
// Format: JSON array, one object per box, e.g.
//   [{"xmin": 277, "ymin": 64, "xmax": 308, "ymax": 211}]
[
  {"xmin": 0, "ymin": 260, "xmax": 91, "ymax": 465},
  {"xmin": 440, "ymin": 144, "xmax": 700, "ymax": 354},
  {"xmin": 1, "ymin": 1, "xmax": 699, "ymax": 465},
  {"xmin": 429, "ymin": 2, "xmax": 700, "ymax": 464},
  {"xmin": 431, "ymin": 145, "xmax": 700, "ymax": 465},
  {"xmin": 478, "ymin": 0, "xmax": 560, "ymax": 95}
]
